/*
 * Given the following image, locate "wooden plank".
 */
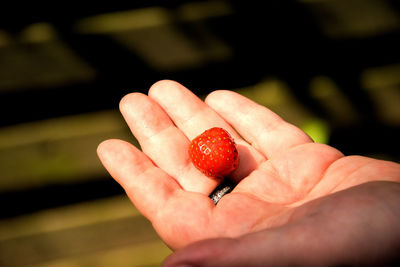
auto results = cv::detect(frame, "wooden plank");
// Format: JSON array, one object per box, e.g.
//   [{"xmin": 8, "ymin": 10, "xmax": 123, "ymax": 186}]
[
  {"xmin": 0, "ymin": 196, "xmax": 138, "ymax": 241},
  {"xmin": 0, "ymin": 196, "xmax": 170, "ymax": 267},
  {"xmin": 0, "ymin": 110, "xmax": 136, "ymax": 192},
  {"xmin": 0, "ymin": 216, "xmax": 163, "ymax": 266},
  {"xmin": 30, "ymin": 240, "xmax": 171, "ymax": 267}
]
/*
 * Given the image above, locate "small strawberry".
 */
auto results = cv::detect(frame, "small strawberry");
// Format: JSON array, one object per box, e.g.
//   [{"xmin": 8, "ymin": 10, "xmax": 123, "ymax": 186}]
[{"xmin": 189, "ymin": 127, "xmax": 239, "ymax": 179}]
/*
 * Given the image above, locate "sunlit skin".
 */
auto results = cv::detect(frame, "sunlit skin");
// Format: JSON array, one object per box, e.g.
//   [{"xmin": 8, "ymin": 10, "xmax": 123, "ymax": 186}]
[{"xmin": 97, "ymin": 80, "xmax": 400, "ymax": 265}]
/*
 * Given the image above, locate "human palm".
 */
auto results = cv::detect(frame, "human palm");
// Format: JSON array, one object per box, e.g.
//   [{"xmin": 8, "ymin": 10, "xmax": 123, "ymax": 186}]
[{"xmin": 97, "ymin": 80, "xmax": 400, "ymax": 250}]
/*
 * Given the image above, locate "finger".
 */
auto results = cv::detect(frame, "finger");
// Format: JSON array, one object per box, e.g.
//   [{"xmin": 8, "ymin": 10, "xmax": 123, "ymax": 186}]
[
  {"xmin": 148, "ymin": 80, "xmax": 266, "ymax": 180},
  {"xmin": 148, "ymin": 80, "xmax": 231, "ymax": 140},
  {"xmin": 205, "ymin": 90, "xmax": 313, "ymax": 159},
  {"xmin": 119, "ymin": 93, "xmax": 218, "ymax": 195},
  {"xmin": 97, "ymin": 139, "xmax": 180, "ymax": 220}
]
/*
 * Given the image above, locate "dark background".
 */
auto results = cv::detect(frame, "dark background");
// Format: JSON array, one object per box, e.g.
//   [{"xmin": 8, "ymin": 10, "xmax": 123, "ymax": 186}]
[{"xmin": 1, "ymin": 0, "xmax": 399, "ymax": 265}]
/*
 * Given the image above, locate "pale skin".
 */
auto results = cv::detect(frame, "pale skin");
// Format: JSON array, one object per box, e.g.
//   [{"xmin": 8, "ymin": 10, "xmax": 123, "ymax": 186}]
[{"xmin": 97, "ymin": 80, "xmax": 400, "ymax": 266}]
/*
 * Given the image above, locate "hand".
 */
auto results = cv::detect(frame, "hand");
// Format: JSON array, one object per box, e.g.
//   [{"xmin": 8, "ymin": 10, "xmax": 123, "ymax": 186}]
[{"xmin": 97, "ymin": 80, "xmax": 400, "ymax": 251}]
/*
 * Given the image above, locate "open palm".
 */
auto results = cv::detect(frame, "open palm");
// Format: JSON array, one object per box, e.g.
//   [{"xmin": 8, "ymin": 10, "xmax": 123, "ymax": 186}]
[{"xmin": 97, "ymin": 80, "xmax": 400, "ymax": 250}]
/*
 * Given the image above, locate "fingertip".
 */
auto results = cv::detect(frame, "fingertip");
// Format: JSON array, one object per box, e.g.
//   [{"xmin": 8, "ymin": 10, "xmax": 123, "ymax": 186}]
[
  {"xmin": 97, "ymin": 139, "xmax": 135, "ymax": 164},
  {"xmin": 148, "ymin": 79, "xmax": 183, "ymax": 98},
  {"xmin": 119, "ymin": 92, "xmax": 147, "ymax": 113},
  {"xmin": 204, "ymin": 90, "xmax": 232, "ymax": 106},
  {"xmin": 97, "ymin": 139, "xmax": 116, "ymax": 159}
]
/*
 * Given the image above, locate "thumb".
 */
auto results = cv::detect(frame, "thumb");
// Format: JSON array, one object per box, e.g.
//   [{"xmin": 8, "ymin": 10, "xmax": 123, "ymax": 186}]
[
  {"xmin": 163, "ymin": 182, "xmax": 400, "ymax": 267},
  {"xmin": 162, "ymin": 228, "xmax": 302, "ymax": 267}
]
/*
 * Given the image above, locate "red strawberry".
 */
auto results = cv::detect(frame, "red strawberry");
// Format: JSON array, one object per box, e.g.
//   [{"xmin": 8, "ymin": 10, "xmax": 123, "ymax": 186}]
[{"xmin": 189, "ymin": 127, "xmax": 239, "ymax": 179}]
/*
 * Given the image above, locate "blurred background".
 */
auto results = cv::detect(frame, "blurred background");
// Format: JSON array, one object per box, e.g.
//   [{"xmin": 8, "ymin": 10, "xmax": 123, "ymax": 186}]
[{"xmin": 1, "ymin": 0, "xmax": 400, "ymax": 266}]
